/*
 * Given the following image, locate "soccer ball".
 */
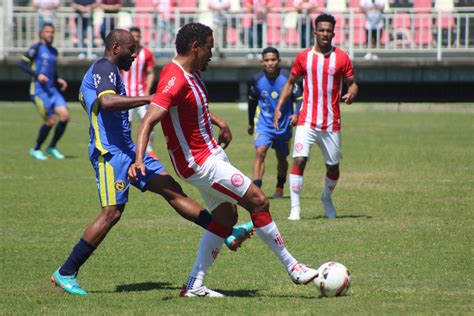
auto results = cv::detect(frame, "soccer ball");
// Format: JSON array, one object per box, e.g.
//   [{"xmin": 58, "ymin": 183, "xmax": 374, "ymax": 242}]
[{"xmin": 314, "ymin": 262, "xmax": 351, "ymax": 297}]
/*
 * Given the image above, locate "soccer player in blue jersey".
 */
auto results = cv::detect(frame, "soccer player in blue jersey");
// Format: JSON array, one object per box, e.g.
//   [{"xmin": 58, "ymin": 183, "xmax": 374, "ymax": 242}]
[
  {"xmin": 247, "ymin": 47, "xmax": 302, "ymax": 198},
  {"xmin": 20, "ymin": 23, "xmax": 69, "ymax": 160},
  {"xmin": 50, "ymin": 29, "xmax": 253, "ymax": 296}
]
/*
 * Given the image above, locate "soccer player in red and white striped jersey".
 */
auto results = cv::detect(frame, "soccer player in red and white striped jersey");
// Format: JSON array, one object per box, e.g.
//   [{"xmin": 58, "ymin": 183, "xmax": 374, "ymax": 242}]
[
  {"xmin": 129, "ymin": 22, "xmax": 319, "ymax": 297},
  {"xmin": 120, "ymin": 27, "xmax": 158, "ymax": 159},
  {"xmin": 274, "ymin": 13, "xmax": 359, "ymax": 220}
]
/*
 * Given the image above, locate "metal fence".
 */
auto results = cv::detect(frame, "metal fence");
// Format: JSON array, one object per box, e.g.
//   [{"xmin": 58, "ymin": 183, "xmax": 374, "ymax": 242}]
[{"xmin": 2, "ymin": 6, "xmax": 474, "ymax": 60}]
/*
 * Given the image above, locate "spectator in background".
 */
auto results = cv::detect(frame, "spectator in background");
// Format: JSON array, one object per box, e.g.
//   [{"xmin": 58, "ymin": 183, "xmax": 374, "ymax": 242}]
[
  {"xmin": 244, "ymin": 0, "xmax": 270, "ymax": 58},
  {"xmin": 153, "ymin": 0, "xmax": 175, "ymax": 57},
  {"xmin": 72, "ymin": 0, "xmax": 97, "ymax": 58},
  {"xmin": 294, "ymin": 0, "xmax": 320, "ymax": 48},
  {"xmin": 98, "ymin": 0, "xmax": 123, "ymax": 43},
  {"xmin": 361, "ymin": 0, "xmax": 385, "ymax": 60},
  {"xmin": 32, "ymin": 0, "xmax": 60, "ymax": 29},
  {"xmin": 208, "ymin": 0, "xmax": 231, "ymax": 58}
]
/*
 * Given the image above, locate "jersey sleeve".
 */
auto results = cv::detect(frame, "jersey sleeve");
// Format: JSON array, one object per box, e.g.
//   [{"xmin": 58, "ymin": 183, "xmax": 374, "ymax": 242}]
[
  {"xmin": 342, "ymin": 53, "xmax": 355, "ymax": 78},
  {"xmin": 145, "ymin": 49, "xmax": 155, "ymax": 69},
  {"xmin": 19, "ymin": 43, "xmax": 40, "ymax": 78},
  {"xmin": 92, "ymin": 60, "xmax": 120, "ymax": 97},
  {"xmin": 290, "ymin": 51, "xmax": 305, "ymax": 78},
  {"xmin": 247, "ymin": 75, "xmax": 259, "ymax": 126},
  {"xmin": 151, "ymin": 72, "xmax": 178, "ymax": 111}
]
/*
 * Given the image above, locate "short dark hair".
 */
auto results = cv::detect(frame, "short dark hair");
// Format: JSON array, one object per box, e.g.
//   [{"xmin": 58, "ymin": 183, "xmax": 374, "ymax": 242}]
[
  {"xmin": 41, "ymin": 23, "xmax": 55, "ymax": 32},
  {"xmin": 105, "ymin": 29, "xmax": 132, "ymax": 50},
  {"xmin": 314, "ymin": 13, "xmax": 336, "ymax": 28},
  {"xmin": 129, "ymin": 27, "xmax": 141, "ymax": 34},
  {"xmin": 175, "ymin": 22, "xmax": 213, "ymax": 55},
  {"xmin": 262, "ymin": 46, "xmax": 280, "ymax": 59}
]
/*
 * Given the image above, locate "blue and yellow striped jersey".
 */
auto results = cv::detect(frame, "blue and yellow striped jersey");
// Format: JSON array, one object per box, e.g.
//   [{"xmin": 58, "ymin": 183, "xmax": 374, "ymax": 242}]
[{"xmin": 79, "ymin": 58, "xmax": 134, "ymax": 157}]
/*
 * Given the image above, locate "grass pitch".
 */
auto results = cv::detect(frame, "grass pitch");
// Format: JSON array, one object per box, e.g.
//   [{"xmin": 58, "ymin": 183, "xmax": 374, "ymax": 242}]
[{"xmin": 0, "ymin": 101, "xmax": 473, "ymax": 314}]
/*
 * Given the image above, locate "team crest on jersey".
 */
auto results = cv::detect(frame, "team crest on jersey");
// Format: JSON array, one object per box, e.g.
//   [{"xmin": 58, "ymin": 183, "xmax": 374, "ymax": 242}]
[
  {"xmin": 328, "ymin": 67, "xmax": 336, "ymax": 76},
  {"xmin": 261, "ymin": 90, "xmax": 269, "ymax": 98},
  {"xmin": 295, "ymin": 142, "xmax": 304, "ymax": 152},
  {"xmin": 231, "ymin": 173, "xmax": 244, "ymax": 187},
  {"xmin": 109, "ymin": 72, "xmax": 117, "ymax": 86},
  {"xmin": 162, "ymin": 76, "xmax": 176, "ymax": 94},
  {"xmin": 93, "ymin": 73, "xmax": 101, "ymax": 88},
  {"xmin": 271, "ymin": 91, "xmax": 279, "ymax": 99},
  {"xmin": 114, "ymin": 180, "xmax": 126, "ymax": 192}
]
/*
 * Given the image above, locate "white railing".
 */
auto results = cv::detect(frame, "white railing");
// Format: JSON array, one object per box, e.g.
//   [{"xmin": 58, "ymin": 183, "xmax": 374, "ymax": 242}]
[{"xmin": 3, "ymin": 7, "xmax": 474, "ymax": 60}]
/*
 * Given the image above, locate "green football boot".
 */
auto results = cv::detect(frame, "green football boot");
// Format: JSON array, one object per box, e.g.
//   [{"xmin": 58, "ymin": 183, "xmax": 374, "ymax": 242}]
[
  {"xmin": 46, "ymin": 147, "xmax": 65, "ymax": 160},
  {"xmin": 51, "ymin": 268, "xmax": 88, "ymax": 296},
  {"xmin": 29, "ymin": 148, "xmax": 48, "ymax": 160},
  {"xmin": 224, "ymin": 221, "xmax": 255, "ymax": 251}
]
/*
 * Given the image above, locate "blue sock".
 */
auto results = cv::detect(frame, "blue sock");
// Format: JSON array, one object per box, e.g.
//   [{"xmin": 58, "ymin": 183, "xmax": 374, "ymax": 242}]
[
  {"xmin": 59, "ymin": 238, "xmax": 96, "ymax": 276},
  {"xmin": 276, "ymin": 176, "xmax": 286, "ymax": 189},
  {"xmin": 253, "ymin": 179, "xmax": 262, "ymax": 188},
  {"xmin": 48, "ymin": 121, "xmax": 68, "ymax": 148},
  {"xmin": 194, "ymin": 209, "xmax": 212, "ymax": 230},
  {"xmin": 34, "ymin": 124, "xmax": 52, "ymax": 150}
]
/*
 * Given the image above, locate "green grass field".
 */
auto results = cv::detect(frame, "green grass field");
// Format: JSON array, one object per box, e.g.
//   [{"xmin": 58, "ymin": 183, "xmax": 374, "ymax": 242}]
[{"xmin": 1, "ymin": 101, "xmax": 473, "ymax": 314}]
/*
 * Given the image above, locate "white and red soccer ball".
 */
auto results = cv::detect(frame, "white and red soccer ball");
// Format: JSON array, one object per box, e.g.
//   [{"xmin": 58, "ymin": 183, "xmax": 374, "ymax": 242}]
[{"xmin": 314, "ymin": 262, "xmax": 351, "ymax": 297}]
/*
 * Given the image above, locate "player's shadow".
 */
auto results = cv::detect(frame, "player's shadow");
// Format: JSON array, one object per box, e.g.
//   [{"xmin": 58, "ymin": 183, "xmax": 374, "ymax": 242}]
[
  {"xmin": 268, "ymin": 196, "xmax": 290, "ymax": 200},
  {"xmin": 311, "ymin": 214, "xmax": 372, "ymax": 220},
  {"xmin": 115, "ymin": 281, "xmax": 179, "ymax": 293},
  {"xmin": 161, "ymin": 289, "xmax": 259, "ymax": 300},
  {"xmin": 64, "ymin": 155, "xmax": 80, "ymax": 159}
]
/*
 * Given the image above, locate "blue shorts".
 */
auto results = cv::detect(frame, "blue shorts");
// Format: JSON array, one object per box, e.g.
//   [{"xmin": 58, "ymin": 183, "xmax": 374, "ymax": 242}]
[
  {"xmin": 254, "ymin": 129, "xmax": 292, "ymax": 157},
  {"xmin": 90, "ymin": 150, "xmax": 166, "ymax": 207},
  {"xmin": 31, "ymin": 89, "xmax": 67, "ymax": 120}
]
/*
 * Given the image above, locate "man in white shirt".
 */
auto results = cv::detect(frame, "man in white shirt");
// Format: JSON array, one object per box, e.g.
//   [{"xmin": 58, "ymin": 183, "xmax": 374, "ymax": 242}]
[{"xmin": 360, "ymin": 0, "xmax": 385, "ymax": 60}]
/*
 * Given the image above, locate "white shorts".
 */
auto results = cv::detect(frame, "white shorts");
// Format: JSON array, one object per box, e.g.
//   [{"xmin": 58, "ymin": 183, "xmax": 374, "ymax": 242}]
[
  {"xmin": 185, "ymin": 150, "xmax": 252, "ymax": 211},
  {"xmin": 128, "ymin": 104, "xmax": 149, "ymax": 122},
  {"xmin": 292, "ymin": 125, "xmax": 342, "ymax": 166}
]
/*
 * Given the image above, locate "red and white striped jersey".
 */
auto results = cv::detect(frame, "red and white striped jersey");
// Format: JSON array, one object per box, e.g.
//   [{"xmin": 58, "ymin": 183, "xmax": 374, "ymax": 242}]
[
  {"xmin": 121, "ymin": 47, "xmax": 155, "ymax": 97},
  {"xmin": 291, "ymin": 47, "xmax": 354, "ymax": 132},
  {"xmin": 151, "ymin": 61, "xmax": 220, "ymax": 178}
]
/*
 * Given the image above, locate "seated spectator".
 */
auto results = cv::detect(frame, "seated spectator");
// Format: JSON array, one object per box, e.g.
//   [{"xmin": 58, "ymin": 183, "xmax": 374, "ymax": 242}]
[{"xmin": 32, "ymin": 0, "xmax": 61, "ymax": 29}]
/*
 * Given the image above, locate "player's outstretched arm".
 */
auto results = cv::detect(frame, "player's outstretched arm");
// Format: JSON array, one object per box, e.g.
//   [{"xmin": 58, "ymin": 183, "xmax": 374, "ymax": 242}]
[
  {"xmin": 99, "ymin": 93, "xmax": 153, "ymax": 111},
  {"xmin": 210, "ymin": 112, "xmax": 232, "ymax": 149},
  {"xmin": 342, "ymin": 76, "xmax": 358, "ymax": 105},
  {"xmin": 274, "ymin": 74, "xmax": 300, "ymax": 130},
  {"xmin": 128, "ymin": 104, "xmax": 167, "ymax": 181}
]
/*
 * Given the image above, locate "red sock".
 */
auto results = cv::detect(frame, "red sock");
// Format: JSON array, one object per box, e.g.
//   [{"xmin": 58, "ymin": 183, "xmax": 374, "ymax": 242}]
[
  {"xmin": 250, "ymin": 210, "xmax": 273, "ymax": 228},
  {"xmin": 290, "ymin": 166, "xmax": 304, "ymax": 176},
  {"xmin": 326, "ymin": 171, "xmax": 340, "ymax": 180}
]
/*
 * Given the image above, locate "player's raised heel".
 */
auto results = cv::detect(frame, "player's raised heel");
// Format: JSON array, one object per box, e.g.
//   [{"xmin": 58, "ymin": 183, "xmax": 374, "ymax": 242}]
[
  {"xmin": 224, "ymin": 221, "xmax": 255, "ymax": 251},
  {"xmin": 179, "ymin": 284, "xmax": 224, "ymax": 297},
  {"xmin": 29, "ymin": 148, "xmax": 48, "ymax": 160},
  {"xmin": 289, "ymin": 262, "xmax": 319, "ymax": 285},
  {"xmin": 272, "ymin": 187, "xmax": 284, "ymax": 199},
  {"xmin": 51, "ymin": 268, "xmax": 88, "ymax": 296},
  {"xmin": 46, "ymin": 147, "xmax": 65, "ymax": 160}
]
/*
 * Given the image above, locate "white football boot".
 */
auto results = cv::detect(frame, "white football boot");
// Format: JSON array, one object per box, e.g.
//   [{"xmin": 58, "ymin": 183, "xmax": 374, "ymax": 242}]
[
  {"xmin": 289, "ymin": 262, "xmax": 319, "ymax": 285},
  {"xmin": 288, "ymin": 206, "xmax": 301, "ymax": 221},
  {"xmin": 179, "ymin": 285, "xmax": 224, "ymax": 298}
]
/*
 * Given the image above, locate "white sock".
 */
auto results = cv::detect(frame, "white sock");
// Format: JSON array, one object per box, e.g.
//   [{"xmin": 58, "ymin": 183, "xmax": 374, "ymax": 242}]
[
  {"xmin": 256, "ymin": 221, "xmax": 298, "ymax": 271},
  {"xmin": 323, "ymin": 175, "xmax": 338, "ymax": 198},
  {"xmin": 185, "ymin": 230, "xmax": 223, "ymax": 289},
  {"xmin": 289, "ymin": 174, "xmax": 303, "ymax": 208}
]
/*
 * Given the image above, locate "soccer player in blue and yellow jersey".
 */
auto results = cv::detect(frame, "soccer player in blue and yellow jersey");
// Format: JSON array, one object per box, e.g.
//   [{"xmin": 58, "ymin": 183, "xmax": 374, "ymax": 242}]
[
  {"xmin": 50, "ymin": 29, "xmax": 253, "ymax": 296},
  {"xmin": 247, "ymin": 47, "xmax": 302, "ymax": 198},
  {"xmin": 20, "ymin": 23, "xmax": 70, "ymax": 160}
]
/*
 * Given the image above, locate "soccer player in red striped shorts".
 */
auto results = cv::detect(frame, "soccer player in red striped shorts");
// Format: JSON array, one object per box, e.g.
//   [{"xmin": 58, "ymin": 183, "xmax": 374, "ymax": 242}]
[
  {"xmin": 121, "ymin": 27, "xmax": 158, "ymax": 159},
  {"xmin": 129, "ymin": 22, "xmax": 319, "ymax": 297},
  {"xmin": 274, "ymin": 13, "xmax": 359, "ymax": 220}
]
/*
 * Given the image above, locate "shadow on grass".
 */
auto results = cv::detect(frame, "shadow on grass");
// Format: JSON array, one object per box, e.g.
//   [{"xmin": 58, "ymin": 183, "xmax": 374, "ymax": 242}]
[
  {"xmin": 268, "ymin": 195, "xmax": 290, "ymax": 200},
  {"xmin": 64, "ymin": 155, "xmax": 80, "ymax": 159},
  {"xmin": 115, "ymin": 281, "xmax": 179, "ymax": 293},
  {"xmin": 310, "ymin": 214, "xmax": 373, "ymax": 220}
]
